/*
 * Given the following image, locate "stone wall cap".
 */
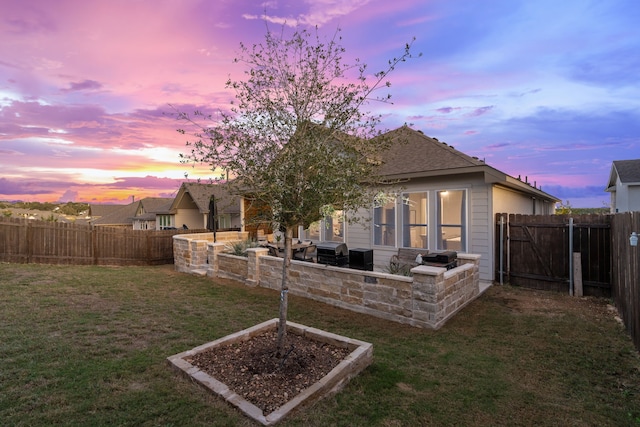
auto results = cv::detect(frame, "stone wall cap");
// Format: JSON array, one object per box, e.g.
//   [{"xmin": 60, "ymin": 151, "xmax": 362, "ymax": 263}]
[
  {"xmin": 411, "ymin": 265, "xmax": 446, "ymax": 275},
  {"xmin": 457, "ymin": 253, "xmax": 481, "ymax": 261},
  {"xmin": 444, "ymin": 262, "xmax": 474, "ymax": 279}
]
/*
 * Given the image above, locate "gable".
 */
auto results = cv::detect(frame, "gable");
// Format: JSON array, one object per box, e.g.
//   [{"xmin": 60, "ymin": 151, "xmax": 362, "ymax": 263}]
[{"xmin": 171, "ymin": 182, "xmax": 241, "ymax": 214}]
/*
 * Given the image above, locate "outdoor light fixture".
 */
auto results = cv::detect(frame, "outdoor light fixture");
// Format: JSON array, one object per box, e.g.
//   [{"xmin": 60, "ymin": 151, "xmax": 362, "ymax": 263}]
[{"xmin": 631, "ymin": 232, "xmax": 638, "ymax": 247}]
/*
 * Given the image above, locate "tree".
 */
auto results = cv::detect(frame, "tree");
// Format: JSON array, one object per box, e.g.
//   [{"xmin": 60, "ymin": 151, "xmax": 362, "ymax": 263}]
[{"xmin": 177, "ymin": 26, "xmax": 417, "ymax": 356}]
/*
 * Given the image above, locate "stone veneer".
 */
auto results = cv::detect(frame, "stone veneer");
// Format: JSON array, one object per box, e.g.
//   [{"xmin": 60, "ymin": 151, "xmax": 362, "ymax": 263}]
[
  {"xmin": 174, "ymin": 235, "xmax": 482, "ymax": 329},
  {"xmin": 173, "ymin": 232, "xmax": 248, "ymax": 274}
]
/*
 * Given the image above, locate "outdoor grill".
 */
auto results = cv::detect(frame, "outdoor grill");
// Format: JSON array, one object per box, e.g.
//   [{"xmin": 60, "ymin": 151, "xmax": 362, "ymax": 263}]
[
  {"xmin": 422, "ymin": 251, "xmax": 457, "ymax": 270},
  {"xmin": 316, "ymin": 242, "xmax": 349, "ymax": 266}
]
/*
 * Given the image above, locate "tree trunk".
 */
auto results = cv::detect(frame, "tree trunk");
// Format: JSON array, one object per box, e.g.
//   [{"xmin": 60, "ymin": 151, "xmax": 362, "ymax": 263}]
[{"xmin": 276, "ymin": 226, "xmax": 293, "ymax": 357}]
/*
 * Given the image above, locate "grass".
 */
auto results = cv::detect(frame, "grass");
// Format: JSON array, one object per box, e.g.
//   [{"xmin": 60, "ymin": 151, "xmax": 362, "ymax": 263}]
[{"xmin": 1, "ymin": 263, "xmax": 639, "ymax": 426}]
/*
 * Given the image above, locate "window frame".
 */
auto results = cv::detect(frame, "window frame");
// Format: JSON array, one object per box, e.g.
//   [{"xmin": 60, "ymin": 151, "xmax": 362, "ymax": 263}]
[
  {"xmin": 435, "ymin": 189, "xmax": 467, "ymax": 252},
  {"xmin": 401, "ymin": 191, "xmax": 429, "ymax": 249},
  {"xmin": 373, "ymin": 199, "xmax": 396, "ymax": 247}
]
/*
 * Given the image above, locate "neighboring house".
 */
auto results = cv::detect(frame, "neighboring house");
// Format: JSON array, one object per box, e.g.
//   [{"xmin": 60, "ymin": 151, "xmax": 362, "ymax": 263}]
[
  {"xmin": 302, "ymin": 126, "xmax": 560, "ymax": 282},
  {"xmin": 88, "ymin": 204, "xmax": 125, "ymax": 221},
  {"xmin": 90, "ymin": 197, "xmax": 172, "ymax": 229},
  {"xmin": 170, "ymin": 182, "xmax": 242, "ymax": 231},
  {"xmin": 132, "ymin": 198, "xmax": 174, "ymax": 230},
  {"xmin": 90, "ymin": 202, "xmax": 141, "ymax": 228},
  {"xmin": 605, "ymin": 159, "xmax": 640, "ymax": 213}
]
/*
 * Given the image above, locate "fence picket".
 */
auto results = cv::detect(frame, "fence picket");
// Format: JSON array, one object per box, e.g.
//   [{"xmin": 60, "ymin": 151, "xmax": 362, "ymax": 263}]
[
  {"xmin": 0, "ymin": 217, "xmax": 206, "ymax": 266},
  {"xmin": 496, "ymin": 212, "xmax": 639, "ymax": 352}
]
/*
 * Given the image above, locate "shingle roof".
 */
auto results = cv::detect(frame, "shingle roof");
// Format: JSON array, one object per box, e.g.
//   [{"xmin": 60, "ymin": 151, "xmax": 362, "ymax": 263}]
[
  {"xmin": 375, "ymin": 126, "xmax": 559, "ymax": 202},
  {"xmin": 173, "ymin": 182, "xmax": 240, "ymax": 214},
  {"xmin": 139, "ymin": 198, "xmax": 173, "ymax": 214},
  {"xmin": 91, "ymin": 202, "xmax": 139, "ymax": 226},
  {"xmin": 613, "ymin": 159, "xmax": 640, "ymax": 183},
  {"xmin": 133, "ymin": 198, "xmax": 174, "ymax": 221},
  {"xmin": 88, "ymin": 204, "xmax": 124, "ymax": 218},
  {"xmin": 376, "ymin": 126, "xmax": 487, "ymax": 179}
]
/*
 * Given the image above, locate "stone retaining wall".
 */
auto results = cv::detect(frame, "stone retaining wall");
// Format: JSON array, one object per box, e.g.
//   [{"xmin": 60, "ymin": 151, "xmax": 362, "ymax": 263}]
[
  {"xmin": 173, "ymin": 231, "xmax": 248, "ymax": 274},
  {"xmin": 174, "ymin": 236, "xmax": 481, "ymax": 329}
]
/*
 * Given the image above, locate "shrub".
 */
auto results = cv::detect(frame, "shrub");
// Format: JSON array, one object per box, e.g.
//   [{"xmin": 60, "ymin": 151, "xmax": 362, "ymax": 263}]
[
  {"xmin": 225, "ymin": 239, "xmax": 261, "ymax": 257},
  {"xmin": 383, "ymin": 259, "xmax": 413, "ymax": 277}
]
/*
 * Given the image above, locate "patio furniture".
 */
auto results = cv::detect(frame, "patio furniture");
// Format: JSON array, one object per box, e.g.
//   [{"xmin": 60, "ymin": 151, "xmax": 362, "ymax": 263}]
[{"xmin": 293, "ymin": 244, "xmax": 316, "ymax": 262}]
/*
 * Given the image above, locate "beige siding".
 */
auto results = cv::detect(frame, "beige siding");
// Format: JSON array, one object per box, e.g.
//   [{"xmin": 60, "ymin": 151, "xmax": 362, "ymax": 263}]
[
  {"xmin": 345, "ymin": 207, "xmax": 371, "ymax": 249},
  {"xmin": 174, "ymin": 209, "xmax": 205, "ymax": 229},
  {"xmin": 492, "ymin": 185, "xmax": 554, "ymax": 215},
  {"xmin": 469, "ymin": 185, "xmax": 492, "ymax": 281},
  {"xmin": 629, "ymin": 186, "xmax": 640, "ymax": 211},
  {"xmin": 345, "ymin": 174, "xmax": 495, "ymax": 281},
  {"xmin": 493, "ymin": 185, "xmax": 536, "ymax": 214}
]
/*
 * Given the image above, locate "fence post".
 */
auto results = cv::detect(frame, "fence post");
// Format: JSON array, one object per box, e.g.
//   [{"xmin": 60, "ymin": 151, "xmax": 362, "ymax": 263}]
[
  {"xmin": 568, "ymin": 217, "xmax": 574, "ymax": 295},
  {"xmin": 499, "ymin": 214, "xmax": 504, "ymax": 285},
  {"xmin": 26, "ymin": 220, "xmax": 33, "ymax": 264},
  {"xmin": 92, "ymin": 227, "xmax": 98, "ymax": 265}
]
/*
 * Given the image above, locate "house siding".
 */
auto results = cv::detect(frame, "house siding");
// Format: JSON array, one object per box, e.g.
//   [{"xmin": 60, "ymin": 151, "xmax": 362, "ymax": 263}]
[
  {"xmin": 344, "ymin": 174, "xmax": 496, "ymax": 281},
  {"xmin": 469, "ymin": 184, "xmax": 491, "ymax": 281},
  {"xmin": 493, "ymin": 185, "xmax": 554, "ymax": 215},
  {"xmin": 630, "ymin": 185, "xmax": 640, "ymax": 212},
  {"xmin": 175, "ymin": 209, "xmax": 205, "ymax": 229},
  {"xmin": 341, "ymin": 179, "xmax": 555, "ymax": 283}
]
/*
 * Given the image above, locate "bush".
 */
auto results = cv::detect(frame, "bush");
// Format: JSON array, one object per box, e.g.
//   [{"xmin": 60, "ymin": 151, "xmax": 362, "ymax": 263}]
[
  {"xmin": 383, "ymin": 259, "xmax": 413, "ymax": 277},
  {"xmin": 225, "ymin": 239, "xmax": 261, "ymax": 257}
]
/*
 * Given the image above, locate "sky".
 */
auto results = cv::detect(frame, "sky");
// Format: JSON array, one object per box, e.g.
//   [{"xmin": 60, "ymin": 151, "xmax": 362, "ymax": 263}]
[{"xmin": 1, "ymin": 0, "xmax": 638, "ymax": 208}]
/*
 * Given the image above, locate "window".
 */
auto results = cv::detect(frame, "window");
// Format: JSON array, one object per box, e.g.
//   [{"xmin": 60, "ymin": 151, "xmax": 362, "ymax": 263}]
[
  {"xmin": 306, "ymin": 210, "xmax": 344, "ymax": 242},
  {"xmin": 373, "ymin": 200, "xmax": 395, "ymax": 246},
  {"xmin": 158, "ymin": 215, "xmax": 173, "ymax": 229},
  {"xmin": 307, "ymin": 221, "xmax": 321, "ymax": 241},
  {"xmin": 437, "ymin": 190, "xmax": 466, "ymax": 251},
  {"xmin": 326, "ymin": 210, "xmax": 344, "ymax": 242},
  {"xmin": 402, "ymin": 192, "xmax": 428, "ymax": 248}
]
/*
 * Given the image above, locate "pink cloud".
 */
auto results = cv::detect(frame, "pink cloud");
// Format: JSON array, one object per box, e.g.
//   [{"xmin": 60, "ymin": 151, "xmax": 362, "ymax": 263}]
[
  {"xmin": 466, "ymin": 106, "xmax": 494, "ymax": 117},
  {"xmin": 436, "ymin": 107, "xmax": 462, "ymax": 114},
  {"xmin": 61, "ymin": 79, "xmax": 102, "ymax": 93}
]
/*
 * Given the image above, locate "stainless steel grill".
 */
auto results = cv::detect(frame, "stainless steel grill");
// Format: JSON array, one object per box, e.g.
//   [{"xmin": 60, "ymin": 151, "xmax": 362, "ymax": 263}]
[{"xmin": 316, "ymin": 242, "xmax": 349, "ymax": 266}]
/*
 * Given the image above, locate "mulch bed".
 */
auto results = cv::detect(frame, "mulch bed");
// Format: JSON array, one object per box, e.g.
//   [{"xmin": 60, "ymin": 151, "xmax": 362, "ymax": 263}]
[{"xmin": 186, "ymin": 330, "xmax": 352, "ymax": 414}]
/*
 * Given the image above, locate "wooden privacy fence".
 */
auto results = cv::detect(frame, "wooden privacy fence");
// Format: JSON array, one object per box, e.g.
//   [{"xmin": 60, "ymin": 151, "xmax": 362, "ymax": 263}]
[
  {"xmin": 495, "ymin": 213, "xmax": 612, "ymax": 297},
  {"xmin": 0, "ymin": 217, "xmax": 207, "ymax": 266},
  {"xmin": 610, "ymin": 212, "xmax": 640, "ymax": 353},
  {"xmin": 496, "ymin": 212, "xmax": 640, "ymax": 352}
]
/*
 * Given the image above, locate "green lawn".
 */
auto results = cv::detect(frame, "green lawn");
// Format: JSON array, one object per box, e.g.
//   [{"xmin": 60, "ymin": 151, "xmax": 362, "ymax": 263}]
[{"xmin": 1, "ymin": 263, "xmax": 639, "ymax": 426}]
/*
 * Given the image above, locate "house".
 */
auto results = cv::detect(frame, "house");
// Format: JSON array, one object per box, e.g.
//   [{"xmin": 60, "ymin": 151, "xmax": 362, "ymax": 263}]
[
  {"xmin": 302, "ymin": 126, "xmax": 559, "ymax": 283},
  {"xmin": 132, "ymin": 198, "xmax": 174, "ymax": 230},
  {"xmin": 605, "ymin": 159, "xmax": 640, "ymax": 213},
  {"xmin": 87, "ymin": 204, "xmax": 124, "ymax": 221},
  {"xmin": 90, "ymin": 198, "xmax": 172, "ymax": 229},
  {"xmin": 169, "ymin": 182, "xmax": 242, "ymax": 231},
  {"xmin": 90, "ymin": 202, "xmax": 140, "ymax": 228}
]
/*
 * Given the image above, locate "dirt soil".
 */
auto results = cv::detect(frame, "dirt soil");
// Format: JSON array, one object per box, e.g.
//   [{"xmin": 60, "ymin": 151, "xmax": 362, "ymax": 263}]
[{"xmin": 186, "ymin": 329, "xmax": 351, "ymax": 415}]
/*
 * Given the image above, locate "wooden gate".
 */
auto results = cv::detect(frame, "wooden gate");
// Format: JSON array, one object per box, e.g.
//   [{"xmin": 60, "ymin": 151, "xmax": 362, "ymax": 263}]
[{"xmin": 495, "ymin": 214, "xmax": 611, "ymax": 297}]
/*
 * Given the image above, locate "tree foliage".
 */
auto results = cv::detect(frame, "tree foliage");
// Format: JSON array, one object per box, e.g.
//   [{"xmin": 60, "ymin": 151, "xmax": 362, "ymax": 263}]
[{"xmin": 177, "ymin": 26, "xmax": 417, "ymax": 355}]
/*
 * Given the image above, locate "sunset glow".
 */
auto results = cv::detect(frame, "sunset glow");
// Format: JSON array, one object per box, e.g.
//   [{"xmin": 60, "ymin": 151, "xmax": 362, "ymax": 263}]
[{"xmin": 1, "ymin": 0, "xmax": 638, "ymax": 206}]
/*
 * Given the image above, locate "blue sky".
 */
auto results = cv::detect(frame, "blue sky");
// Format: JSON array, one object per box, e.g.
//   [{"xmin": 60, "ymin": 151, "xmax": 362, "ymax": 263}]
[{"xmin": 1, "ymin": 0, "xmax": 638, "ymax": 207}]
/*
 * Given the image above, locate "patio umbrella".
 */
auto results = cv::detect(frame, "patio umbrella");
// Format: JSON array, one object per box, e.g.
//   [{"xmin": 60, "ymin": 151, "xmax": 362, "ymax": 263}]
[{"xmin": 207, "ymin": 195, "xmax": 217, "ymax": 242}]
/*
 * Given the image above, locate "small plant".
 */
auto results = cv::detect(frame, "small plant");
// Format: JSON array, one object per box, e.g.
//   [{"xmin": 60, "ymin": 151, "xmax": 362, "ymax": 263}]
[
  {"xmin": 383, "ymin": 259, "xmax": 413, "ymax": 277},
  {"xmin": 225, "ymin": 239, "xmax": 261, "ymax": 257}
]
